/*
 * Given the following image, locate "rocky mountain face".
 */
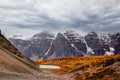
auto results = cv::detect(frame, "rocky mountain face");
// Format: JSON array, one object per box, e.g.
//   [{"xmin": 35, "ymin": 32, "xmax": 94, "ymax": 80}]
[
  {"xmin": 43, "ymin": 32, "xmax": 85, "ymax": 60},
  {"xmin": 85, "ymin": 32, "xmax": 110, "ymax": 56},
  {"xmin": 110, "ymin": 33, "xmax": 120, "ymax": 54},
  {"xmin": 10, "ymin": 31, "xmax": 55, "ymax": 60},
  {"xmin": 9, "ymin": 31, "xmax": 120, "ymax": 60}
]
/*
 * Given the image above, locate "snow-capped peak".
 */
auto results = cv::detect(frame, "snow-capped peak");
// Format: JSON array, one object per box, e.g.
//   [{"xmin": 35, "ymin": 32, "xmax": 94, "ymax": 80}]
[
  {"xmin": 33, "ymin": 31, "xmax": 55, "ymax": 38},
  {"xmin": 98, "ymin": 33, "xmax": 111, "ymax": 43}
]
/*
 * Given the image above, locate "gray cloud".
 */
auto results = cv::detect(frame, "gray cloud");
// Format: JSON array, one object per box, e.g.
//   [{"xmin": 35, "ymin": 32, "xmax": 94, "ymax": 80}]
[{"xmin": 0, "ymin": 0, "xmax": 120, "ymax": 38}]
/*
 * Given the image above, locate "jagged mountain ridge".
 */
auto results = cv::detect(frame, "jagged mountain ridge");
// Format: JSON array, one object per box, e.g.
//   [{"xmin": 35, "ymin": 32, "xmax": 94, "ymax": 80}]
[{"xmin": 9, "ymin": 31, "xmax": 120, "ymax": 60}]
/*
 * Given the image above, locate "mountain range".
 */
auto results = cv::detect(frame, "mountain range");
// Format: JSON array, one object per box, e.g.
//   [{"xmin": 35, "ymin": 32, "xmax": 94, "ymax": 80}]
[{"xmin": 9, "ymin": 30, "xmax": 120, "ymax": 60}]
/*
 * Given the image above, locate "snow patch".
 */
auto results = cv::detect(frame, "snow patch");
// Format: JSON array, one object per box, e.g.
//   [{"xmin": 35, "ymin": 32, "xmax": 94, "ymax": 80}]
[
  {"xmin": 39, "ymin": 65, "xmax": 61, "ymax": 69},
  {"xmin": 44, "ymin": 34, "xmax": 57, "ymax": 56},
  {"xmin": 110, "ymin": 47, "xmax": 115, "ymax": 52},
  {"xmin": 98, "ymin": 33, "xmax": 111, "ymax": 43},
  {"xmin": 105, "ymin": 47, "xmax": 115, "ymax": 56},
  {"xmin": 71, "ymin": 43, "xmax": 85, "ymax": 56},
  {"xmin": 44, "ymin": 42, "xmax": 52, "ymax": 56},
  {"xmin": 71, "ymin": 44, "xmax": 75, "ymax": 48},
  {"xmin": 87, "ymin": 47, "xmax": 94, "ymax": 54},
  {"xmin": 105, "ymin": 52, "xmax": 114, "ymax": 55},
  {"xmin": 62, "ymin": 34, "xmax": 70, "ymax": 41}
]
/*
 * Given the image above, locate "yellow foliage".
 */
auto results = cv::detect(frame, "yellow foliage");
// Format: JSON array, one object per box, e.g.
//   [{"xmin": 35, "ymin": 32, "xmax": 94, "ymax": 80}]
[{"xmin": 33, "ymin": 54, "xmax": 120, "ymax": 73}]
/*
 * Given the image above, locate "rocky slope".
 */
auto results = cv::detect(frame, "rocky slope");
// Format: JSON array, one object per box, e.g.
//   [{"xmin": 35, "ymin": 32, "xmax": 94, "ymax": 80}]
[
  {"xmin": 68, "ymin": 55, "xmax": 120, "ymax": 80},
  {"xmin": 86, "ymin": 62, "xmax": 120, "ymax": 80},
  {"xmin": 9, "ymin": 31, "xmax": 120, "ymax": 60},
  {"xmin": 0, "ymin": 34, "xmax": 40, "ymax": 73}
]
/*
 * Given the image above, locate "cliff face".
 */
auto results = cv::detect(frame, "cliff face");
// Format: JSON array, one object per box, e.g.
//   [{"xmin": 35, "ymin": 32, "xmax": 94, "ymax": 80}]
[{"xmin": 9, "ymin": 31, "xmax": 120, "ymax": 60}]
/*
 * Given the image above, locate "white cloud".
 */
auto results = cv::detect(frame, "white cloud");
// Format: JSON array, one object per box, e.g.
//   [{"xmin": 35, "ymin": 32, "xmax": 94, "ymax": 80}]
[
  {"xmin": 0, "ymin": 0, "xmax": 120, "ymax": 38},
  {"xmin": 0, "ymin": 26, "xmax": 39, "ymax": 39}
]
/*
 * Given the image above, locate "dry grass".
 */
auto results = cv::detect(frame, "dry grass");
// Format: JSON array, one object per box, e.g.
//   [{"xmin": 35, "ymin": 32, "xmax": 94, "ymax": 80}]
[
  {"xmin": 34, "ymin": 54, "xmax": 120, "ymax": 80},
  {"xmin": 34, "ymin": 54, "xmax": 120, "ymax": 75}
]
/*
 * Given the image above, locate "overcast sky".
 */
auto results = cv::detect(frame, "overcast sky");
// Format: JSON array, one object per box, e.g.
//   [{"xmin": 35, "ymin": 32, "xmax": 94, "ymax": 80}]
[{"xmin": 0, "ymin": 0, "xmax": 120, "ymax": 39}]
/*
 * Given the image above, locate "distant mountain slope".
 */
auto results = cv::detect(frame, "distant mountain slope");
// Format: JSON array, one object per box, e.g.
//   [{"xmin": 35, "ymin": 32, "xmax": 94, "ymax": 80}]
[
  {"xmin": 10, "ymin": 31, "xmax": 55, "ymax": 60},
  {"xmin": 43, "ymin": 32, "xmax": 85, "ymax": 60},
  {"xmin": 9, "ymin": 31, "xmax": 120, "ymax": 60}
]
